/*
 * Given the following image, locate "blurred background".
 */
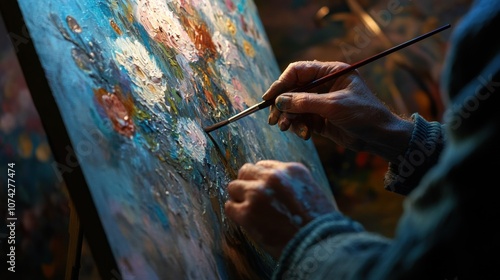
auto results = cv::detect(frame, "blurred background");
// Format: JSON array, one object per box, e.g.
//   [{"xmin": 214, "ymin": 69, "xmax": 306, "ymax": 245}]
[{"xmin": 1, "ymin": 0, "xmax": 473, "ymax": 279}]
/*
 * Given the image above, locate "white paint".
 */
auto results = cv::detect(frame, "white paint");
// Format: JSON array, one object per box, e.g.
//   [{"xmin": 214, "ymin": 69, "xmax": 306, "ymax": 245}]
[
  {"xmin": 114, "ymin": 37, "xmax": 167, "ymax": 108},
  {"xmin": 176, "ymin": 117, "xmax": 207, "ymax": 163},
  {"xmin": 212, "ymin": 31, "xmax": 244, "ymax": 68},
  {"xmin": 134, "ymin": 0, "xmax": 198, "ymax": 62}
]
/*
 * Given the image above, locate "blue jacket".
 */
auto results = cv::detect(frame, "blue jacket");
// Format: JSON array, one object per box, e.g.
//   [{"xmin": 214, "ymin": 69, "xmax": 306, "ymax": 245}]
[{"xmin": 273, "ymin": 1, "xmax": 500, "ymax": 279}]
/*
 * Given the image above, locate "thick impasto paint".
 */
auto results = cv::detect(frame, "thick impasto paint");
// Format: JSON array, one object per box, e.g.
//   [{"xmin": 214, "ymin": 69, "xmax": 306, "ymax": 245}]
[{"xmin": 14, "ymin": 0, "xmax": 330, "ymax": 278}]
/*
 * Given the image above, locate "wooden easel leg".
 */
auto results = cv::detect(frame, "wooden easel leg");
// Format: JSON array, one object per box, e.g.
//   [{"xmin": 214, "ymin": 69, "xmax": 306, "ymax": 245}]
[{"xmin": 65, "ymin": 198, "xmax": 83, "ymax": 280}]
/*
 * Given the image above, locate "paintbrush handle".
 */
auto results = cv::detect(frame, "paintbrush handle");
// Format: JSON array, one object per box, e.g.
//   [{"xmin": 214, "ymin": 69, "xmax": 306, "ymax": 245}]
[
  {"xmin": 204, "ymin": 23, "xmax": 451, "ymax": 133},
  {"xmin": 259, "ymin": 23, "xmax": 451, "ymax": 110}
]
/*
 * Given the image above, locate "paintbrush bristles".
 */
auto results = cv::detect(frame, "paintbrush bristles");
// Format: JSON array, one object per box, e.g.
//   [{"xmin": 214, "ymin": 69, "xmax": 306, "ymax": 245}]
[{"xmin": 203, "ymin": 120, "xmax": 230, "ymax": 133}]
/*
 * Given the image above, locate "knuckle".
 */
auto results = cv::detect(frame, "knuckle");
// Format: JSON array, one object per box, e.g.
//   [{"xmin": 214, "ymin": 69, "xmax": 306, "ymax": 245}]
[
  {"xmin": 286, "ymin": 162, "xmax": 307, "ymax": 173},
  {"xmin": 264, "ymin": 170, "xmax": 283, "ymax": 186},
  {"xmin": 238, "ymin": 163, "xmax": 253, "ymax": 178},
  {"xmin": 227, "ymin": 181, "xmax": 237, "ymax": 192},
  {"xmin": 287, "ymin": 94, "xmax": 306, "ymax": 110},
  {"xmin": 296, "ymin": 94, "xmax": 310, "ymax": 106}
]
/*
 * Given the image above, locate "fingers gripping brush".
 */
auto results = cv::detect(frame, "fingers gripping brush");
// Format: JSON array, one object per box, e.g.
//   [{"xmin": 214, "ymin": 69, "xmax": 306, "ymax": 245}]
[{"xmin": 203, "ymin": 24, "xmax": 451, "ymax": 133}]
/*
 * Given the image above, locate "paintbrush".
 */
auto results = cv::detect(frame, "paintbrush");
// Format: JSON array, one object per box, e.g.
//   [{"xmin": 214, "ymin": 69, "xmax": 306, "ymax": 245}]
[{"xmin": 203, "ymin": 23, "xmax": 451, "ymax": 133}]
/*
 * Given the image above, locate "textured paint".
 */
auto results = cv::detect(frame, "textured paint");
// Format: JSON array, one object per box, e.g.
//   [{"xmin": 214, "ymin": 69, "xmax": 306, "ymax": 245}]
[
  {"xmin": 114, "ymin": 37, "xmax": 167, "ymax": 107},
  {"xmin": 66, "ymin": 15, "xmax": 82, "ymax": 33},
  {"xmin": 136, "ymin": 0, "xmax": 198, "ymax": 62},
  {"xmin": 110, "ymin": 19, "xmax": 123, "ymax": 35},
  {"xmin": 15, "ymin": 0, "xmax": 331, "ymax": 279},
  {"xmin": 242, "ymin": 39, "xmax": 255, "ymax": 57},
  {"xmin": 176, "ymin": 117, "xmax": 207, "ymax": 163},
  {"xmin": 94, "ymin": 87, "xmax": 136, "ymax": 137}
]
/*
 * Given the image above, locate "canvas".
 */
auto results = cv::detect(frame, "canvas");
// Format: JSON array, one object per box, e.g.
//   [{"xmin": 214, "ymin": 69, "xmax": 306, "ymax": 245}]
[{"xmin": 5, "ymin": 0, "xmax": 331, "ymax": 279}]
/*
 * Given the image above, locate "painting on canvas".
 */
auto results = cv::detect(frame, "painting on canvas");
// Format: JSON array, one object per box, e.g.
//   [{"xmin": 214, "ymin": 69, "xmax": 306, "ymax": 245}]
[{"xmin": 6, "ymin": 0, "xmax": 331, "ymax": 278}]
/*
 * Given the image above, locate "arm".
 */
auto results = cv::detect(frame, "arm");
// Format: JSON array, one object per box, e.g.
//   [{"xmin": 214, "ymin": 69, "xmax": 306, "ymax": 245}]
[
  {"xmin": 256, "ymin": 1, "xmax": 500, "ymax": 279},
  {"xmin": 263, "ymin": 61, "xmax": 445, "ymax": 195},
  {"xmin": 226, "ymin": 1, "xmax": 500, "ymax": 279}
]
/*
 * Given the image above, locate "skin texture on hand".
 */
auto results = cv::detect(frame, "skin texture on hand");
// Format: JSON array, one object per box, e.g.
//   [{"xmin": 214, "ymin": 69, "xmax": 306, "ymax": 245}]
[
  {"xmin": 262, "ymin": 61, "xmax": 414, "ymax": 163},
  {"xmin": 224, "ymin": 160, "xmax": 337, "ymax": 259}
]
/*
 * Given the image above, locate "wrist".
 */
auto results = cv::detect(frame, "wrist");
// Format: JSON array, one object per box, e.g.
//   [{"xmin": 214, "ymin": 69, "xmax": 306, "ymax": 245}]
[{"xmin": 367, "ymin": 115, "xmax": 414, "ymax": 163}]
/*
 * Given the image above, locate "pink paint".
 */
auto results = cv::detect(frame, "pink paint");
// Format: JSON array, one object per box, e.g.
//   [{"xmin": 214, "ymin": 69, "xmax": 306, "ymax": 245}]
[{"xmin": 225, "ymin": 0, "xmax": 235, "ymax": 12}]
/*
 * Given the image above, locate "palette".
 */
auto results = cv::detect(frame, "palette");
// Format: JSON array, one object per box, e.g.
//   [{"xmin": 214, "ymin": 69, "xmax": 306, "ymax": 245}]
[{"xmin": 1, "ymin": 0, "xmax": 331, "ymax": 278}]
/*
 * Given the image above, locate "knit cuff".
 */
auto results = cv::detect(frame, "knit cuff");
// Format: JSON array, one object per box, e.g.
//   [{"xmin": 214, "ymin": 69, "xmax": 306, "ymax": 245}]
[{"xmin": 384, "ymin": 113, "xmax": 445, "ymax": 195}]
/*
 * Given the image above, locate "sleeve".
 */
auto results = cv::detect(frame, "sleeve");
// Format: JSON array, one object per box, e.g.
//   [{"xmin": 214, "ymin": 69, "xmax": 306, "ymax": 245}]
[
  {"xmin": 383, "ymin": 113, "xmax": 446, "ymax": 196},
  {"xmin": 273, "ymin": 212, "xmax": 391, "ymax": 280},
  {"xmin": 273, "ymin": 1, "xmax": 500, "ymax": 279}
]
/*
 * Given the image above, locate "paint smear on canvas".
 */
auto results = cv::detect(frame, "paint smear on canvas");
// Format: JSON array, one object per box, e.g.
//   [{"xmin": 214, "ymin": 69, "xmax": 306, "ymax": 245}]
[{"xmin": 16, "ymin": 0, "xmax": 332, "ymax": 279}]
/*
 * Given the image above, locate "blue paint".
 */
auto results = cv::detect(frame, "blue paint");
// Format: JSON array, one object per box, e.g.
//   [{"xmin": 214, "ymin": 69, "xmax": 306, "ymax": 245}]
[{"xmin": 15, "ymin": 0, "xmax": 330, "ymax": 278}]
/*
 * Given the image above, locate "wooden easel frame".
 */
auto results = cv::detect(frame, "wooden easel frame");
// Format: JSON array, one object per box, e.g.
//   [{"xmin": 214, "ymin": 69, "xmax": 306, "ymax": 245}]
[{"xmin": 66, "ymin": 199, "xmax": 83, "ymax": 280}]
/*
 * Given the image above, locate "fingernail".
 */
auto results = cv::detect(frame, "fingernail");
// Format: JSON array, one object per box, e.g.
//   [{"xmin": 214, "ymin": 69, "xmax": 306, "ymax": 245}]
[
  {"xmin": 275, "ymin": 95, "xmax": 291, "ymax": 111},
  {"xmin": 268, "ymin": 115, "xmax": 277, "ymax": 125},
  {"xmin": 279, "ymin": 118, "xmax": 290, "ymax": 131}
]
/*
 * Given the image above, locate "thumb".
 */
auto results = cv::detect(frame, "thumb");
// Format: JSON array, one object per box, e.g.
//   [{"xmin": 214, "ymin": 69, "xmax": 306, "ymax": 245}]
[{"xmin": 275, "ymin": 92, "xmax": 333, "ymax": 116}]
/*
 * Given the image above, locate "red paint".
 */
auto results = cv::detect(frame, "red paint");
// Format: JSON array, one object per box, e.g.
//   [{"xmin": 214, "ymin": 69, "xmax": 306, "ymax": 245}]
[
  {"xmin": 240, "ymin": 15, "xmax": 247, "ymax": 33},
  {"xmin": 94, "ymin": 87, "xmax": 135, "ymax": 137}
]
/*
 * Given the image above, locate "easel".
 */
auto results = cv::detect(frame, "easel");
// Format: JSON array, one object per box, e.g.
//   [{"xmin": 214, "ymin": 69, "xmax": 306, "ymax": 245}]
[
  {"xmin": 0, "ymin": 1, "xmax": 121, "ymax": 279},
  {"xmin": 65, "ymin": 199, "xmax": 83, "ymax": 280}
]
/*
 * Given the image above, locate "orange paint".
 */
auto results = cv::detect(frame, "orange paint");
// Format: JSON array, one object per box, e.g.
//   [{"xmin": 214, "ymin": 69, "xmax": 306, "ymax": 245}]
[
  {"xmin": 194, "ymin": 23, "xmax": 217, "ymax": 58},
  {"xmin": 204, "ymin": 89, "xmax": 217, "ymax": 109},
  {"xmin": 110, "ymin": 19, "xmax": 122, "ymax": 35},
  {"xmin": 179, "ymin": 13, "xmax": 218, "ymax": 59},
  {"xmin": 94, "ymin": 87, "xmax": 135, "ymax": 137}
]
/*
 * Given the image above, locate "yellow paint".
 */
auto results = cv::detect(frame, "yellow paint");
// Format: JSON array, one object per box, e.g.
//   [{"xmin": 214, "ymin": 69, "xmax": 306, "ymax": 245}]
[
  {"xmin": 242, "ymin": 40, "xmax": 255, "ymax": 57},
  {"xmin": 226, "ymin": 19, "xmax": 237, "ymax": 36},
  {"xmin": 122, "ymin": 0, "xmax": 135, "ymax": 22},
  {"xmin": 217, "ymin": 95, "xmax": 227, "ymax": 107},
  {"xmin": 135, "ymin": 109, "xmax": 151, "ymax": 120},
  {"xmin": 202, "ymin": 72, "xmax": 210, "ymax": 86}
]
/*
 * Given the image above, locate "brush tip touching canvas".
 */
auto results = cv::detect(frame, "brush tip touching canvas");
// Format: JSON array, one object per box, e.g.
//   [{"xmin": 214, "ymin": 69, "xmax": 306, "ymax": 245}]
[{"xmin": 203, "ymin": 120, "xmax": 230, "ymax": 133}]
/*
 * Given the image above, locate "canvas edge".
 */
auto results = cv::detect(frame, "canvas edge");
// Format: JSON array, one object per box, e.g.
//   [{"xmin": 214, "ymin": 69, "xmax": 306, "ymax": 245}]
[{"xmin": 0, "ymin": 1, "xmax": 120, "ymax": 279}]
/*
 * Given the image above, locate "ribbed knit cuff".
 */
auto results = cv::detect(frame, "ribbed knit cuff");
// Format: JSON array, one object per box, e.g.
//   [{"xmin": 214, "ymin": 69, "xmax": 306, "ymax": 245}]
[{"xmin": 384, "ymin": 113, "xmax": 445, "ymax": 195}]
